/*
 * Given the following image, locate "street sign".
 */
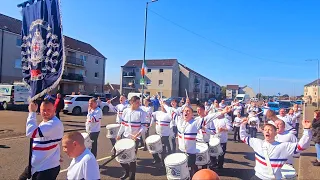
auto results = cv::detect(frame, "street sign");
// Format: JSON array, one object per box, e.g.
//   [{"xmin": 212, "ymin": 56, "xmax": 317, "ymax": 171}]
[{"xmin": 140, "ymin": 78, "xmax": 145, "ymax": 85}]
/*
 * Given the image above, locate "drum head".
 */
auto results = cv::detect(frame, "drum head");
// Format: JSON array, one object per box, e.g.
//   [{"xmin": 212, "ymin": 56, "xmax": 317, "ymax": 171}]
[
  {"xmin": 196, "ymin": 142, "xmax": 208, "ymax": 153},
  {"xmin": 81, "ymin": 132, "xmax": 89, "ymax": 139},
  {"xmin": 146, "ymin": 135, "xmax": 161, "ymax": 144},
  {"xmin": 106, "ymin": 124, "xmax": 120, "ymax": 129},
  {"xmin": 165, "ymin": 153, "xmax": 187, "ymax": 165},
  {"xmin": 209, "ymin": 138, "xmax": 220, "ymax": 146},
  {"xmin": 115, "ymin": 139, "xmax": 135, "ymax": 150}
]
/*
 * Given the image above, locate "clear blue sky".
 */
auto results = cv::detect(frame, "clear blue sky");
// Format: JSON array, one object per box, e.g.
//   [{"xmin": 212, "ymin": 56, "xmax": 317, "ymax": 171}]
[{"xmin": 1, "ymin": 0, "xmax": 320, "ymax": 96}]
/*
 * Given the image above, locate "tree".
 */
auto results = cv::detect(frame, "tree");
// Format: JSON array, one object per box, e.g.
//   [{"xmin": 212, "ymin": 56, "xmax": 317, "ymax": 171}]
[
  {"xmin": 219, "ymin": 86, "xmax": 226, "ymax": 100},
  {"xmin": 282, "ymin": 94, "xmax": 289, "ymax": 98},
  {"xmin": 256, "ymin": 93, "xmax": 263, "ymax": 99}
]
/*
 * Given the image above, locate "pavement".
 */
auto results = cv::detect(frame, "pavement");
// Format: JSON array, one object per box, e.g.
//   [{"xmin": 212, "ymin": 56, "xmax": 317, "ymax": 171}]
[{"xmin": 0, "ymin": 105, "xmax": 318, "ymax": 180}]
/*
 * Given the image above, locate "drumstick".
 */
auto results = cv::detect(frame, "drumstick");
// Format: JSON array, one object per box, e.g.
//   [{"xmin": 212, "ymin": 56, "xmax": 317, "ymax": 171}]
[
  {"xmin": 185, "ymin": 89, "xmax": 188, "ymax": 99},
  {"xmin": 129, "ymin": 134, "xmax": 141, "ymax": 140},
  {"xmin": 110, "ymin": 96, "xmax": 117, "ymax": 101},
  {"xmin": 101, "ymin": 150, "xmax": 125, "ymax": 166}
]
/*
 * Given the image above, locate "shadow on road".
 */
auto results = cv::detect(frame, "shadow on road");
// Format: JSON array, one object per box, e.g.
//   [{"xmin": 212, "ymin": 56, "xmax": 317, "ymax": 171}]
[
  {"xmin": 217, "ymin": 167, "xmax": 255, "ymax": 179},
  {"xmin": 301, "ymin": 152, "xmax": 317, "ymax": 157},
  {"xmin": 224, "ymin": 158, "xmax": 254, "ymax": 168},
  {"xmin": 0, "ymin": 145, "xmax": 10, "ymax": 149}
]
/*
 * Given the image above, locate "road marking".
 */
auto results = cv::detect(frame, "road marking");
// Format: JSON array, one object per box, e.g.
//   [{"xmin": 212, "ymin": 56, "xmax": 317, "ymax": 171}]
[{"xmin": 59, "ymin": 155, "xmax": 112, "ymax": 173}]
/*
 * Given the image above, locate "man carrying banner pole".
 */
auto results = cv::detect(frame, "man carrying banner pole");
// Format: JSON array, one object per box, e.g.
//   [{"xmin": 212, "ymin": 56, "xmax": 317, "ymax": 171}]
[{"xmin": 17, "ymin": 0, "xmax": 65, "ymax": 179}]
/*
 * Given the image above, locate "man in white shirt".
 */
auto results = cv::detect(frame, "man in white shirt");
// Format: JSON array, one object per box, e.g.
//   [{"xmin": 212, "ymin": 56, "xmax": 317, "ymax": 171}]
[
  {"xmin": 233, "ymin": 113, "xmax": 243, "ymax": 142},
  {"xmin": 140, "ymin": 98, "xmax": 153, "ymax": 151},
  {"xmin": 293, "ymin": 104, "xmax": 301, "ymax": 137},
  {"xmin": 19, "ymin": 100, "xmax": 64, "ymax": 180},
  {"xmin": 219, "ymin": 100, "xmax": 226, "ymax": 109},
  {"xmin": 86, "ymin": 98, "xmax": 103, "ymax": 158},
  {"xmin": 62, "ymin": 131, "xmax": 100, "ymax": 180},
  {"xmin": 277, "ymin": 108, "xmax": 296, "ymax": 134}
]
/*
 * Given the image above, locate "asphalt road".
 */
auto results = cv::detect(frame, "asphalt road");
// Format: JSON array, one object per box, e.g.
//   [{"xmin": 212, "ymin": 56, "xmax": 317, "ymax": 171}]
[{"xmin": 0, "ymin": 110, "xmax": 259, "ymax": 180}]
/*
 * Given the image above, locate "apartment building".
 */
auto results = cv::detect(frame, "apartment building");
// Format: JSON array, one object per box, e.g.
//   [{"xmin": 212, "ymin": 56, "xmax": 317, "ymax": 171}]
[
  {"xmin": 0, "ymin": 13, "xmax": 106, "ymax": 95},
  {"xmin": 304, "ymin": 79, "xmax": 319, "ymax": 104},
  {"xmin": 226, "ymin": 85, "xmax": 239, "ymax": 99},
  {"xmin": 120, "ymin": 59, "xmax": 180, "ymax": 98}
]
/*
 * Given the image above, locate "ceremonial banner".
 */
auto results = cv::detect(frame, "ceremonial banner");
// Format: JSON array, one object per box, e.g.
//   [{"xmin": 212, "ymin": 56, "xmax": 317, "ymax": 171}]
[{"xmin": 21, "ymin": 0, "xmax": 65, "ymax": 101}]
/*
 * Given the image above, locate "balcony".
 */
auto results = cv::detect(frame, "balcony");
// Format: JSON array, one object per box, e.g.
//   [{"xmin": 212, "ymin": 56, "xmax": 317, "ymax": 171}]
[
  {"xmin": 62, "ymin": 73, "xmax": 84, "ymax": 82},
  {"xmin": 194, "ymin": 79, "xmax": 200, "ymax": 84},
  {"xmin": 66, "ymin": 56, "xmax": 85, "ymax": 67},
  {"xmin": 123, "ymin": 71, "xmax": 136, "ymax": 78},
  {"xmin": 205, "ymin": 82, "xmax": 209, "ymax": 86},
  {"xmin": 122, "ymin": 82, "xmax": 136, "ymax": 89},
  {"xmin": 193, "ymin": 88, "xmax": 200, "ymax": 92}
]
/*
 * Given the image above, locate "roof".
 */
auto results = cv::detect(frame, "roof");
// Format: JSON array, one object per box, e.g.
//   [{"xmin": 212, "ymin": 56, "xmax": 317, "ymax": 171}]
[
  {"xmin": 226, "ymin": 85, "xmax": 239, "ymax": 90},
  {"xmin": 122, "ymin": 59, "xmax": 177, "ymax": 67},
  {"xmin": 0, "ymin": 13, "xmax": 105, "ymax": 59},
  {"xmin": 305, "ymin": 79, "xmax": 320, "ymax": 86},
  {"xmin": 178, "ymin": 63, "xmax": 219, "ymax": 87}
]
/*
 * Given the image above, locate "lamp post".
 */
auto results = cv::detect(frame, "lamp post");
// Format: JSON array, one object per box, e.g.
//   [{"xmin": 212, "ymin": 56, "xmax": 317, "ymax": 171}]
[
  {"xmin": 306, "ymin": 59, "xmax": 319, "ymax": 109},
  {"xmin": 141, "ymin": 0, "xmax": 158, "ymax": 103}
]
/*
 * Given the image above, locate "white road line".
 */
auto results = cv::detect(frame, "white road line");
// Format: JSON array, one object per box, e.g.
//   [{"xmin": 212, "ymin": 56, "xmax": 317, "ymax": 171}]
[{"xmin": 59, "ymin": 155, "xmax": 112, "ymax": 173}]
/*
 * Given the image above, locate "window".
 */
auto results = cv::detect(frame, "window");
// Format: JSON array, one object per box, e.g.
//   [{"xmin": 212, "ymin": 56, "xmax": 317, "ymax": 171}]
[
  {"xmin": 159, "ymin": 69, "xmax": 164, "ymax": 73},
  {"xmin": 94, "ymin": 72, "xmax": 99, "ymax": 78},
  {"xmin": 75, "ymin": 97, "xmax": 91, "ymax": 102},
  {"xmin": 147, "ymin": 69, "xmax": 151, "ymax": 73},
  {"xmin": 159, "ymin": 80, "xmax": 163, "ymax": 86},
  {"xmin": 80, "ymin": 55, "xmax": 87, "ymax": 62},
  {"xmin": 95, "ymin": 59, "xmax": 99, "ymax": 65},
  {"xmin": 146, "ymin": 80, "xmax": 151, "ymax": 85},
  {"xmin": 16, "ymin": 38, "xmax": 22, "ymax": 46},
  {"xmin": 14, "ymin": 59, "xmax": 22, "ymax": 69},
  {"xmin": 79, "ymin": 70, "xmax": 86, "ymax": 77}
]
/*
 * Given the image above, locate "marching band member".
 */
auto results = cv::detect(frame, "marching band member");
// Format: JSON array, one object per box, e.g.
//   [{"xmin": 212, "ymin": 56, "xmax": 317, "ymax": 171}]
[
  {"xmin": 85, "ymin": 98, "xmax": 103, "ymax": 158},
  {"xmin": 19, "ymin": 100, "xmax": 64, "ymax": 180},
  {"xmin": 140, "ymin": 98, "xmax": 153, "ymax": 151},
  {"xmin": 208, "ymin": 100, "xmax": 220, "ymax": 115},
  {"xmin": 116, "ymin": 96, "xmax": 147, "ymax": 180},
  {"xmin": 248, "ymin": 111, "xmax": 260, "ymax": 138},
  {"xmin": 204, "ymin": 101, "xmax": 210, "ymax": 112},
  {"xmin": 212, "ymin": 109, "xmax": 232, "ymax": 169},
  {"xmin": 233, "ymin": 112, "xmax": 243, "ymax": 142},
  {"xmin": 274, "ymin": 119, "xmax": 297, "ymax": 165},
  {"xmin": 232, "ymin": 102, "xmax": 242, "ymax": 122},
  {"xmin": 219, "ymin": 100, "xmax": 226, "ymax": 109},
  {"xmin": 62, "ymin": 131, "xmax": 100, "ymax": 180},
  {"xmin": 293, "ymin": 104, "xmax": 302, "ymax": 137},
  {"xmin": 107, "ymin": 95, "xmax": 129, "ymax": 156},
  {"xmin": 262, "ymin": 103, "xmax": 269, "ymax": 123},
  {"xmin": 149, "ymin": 104, "xmax": 173, "ymax": 166},
  {"xmin": 277, "ymin": 108, "xmax": 296, "ymax": 134},
  {"xmin": 240, "ymin": 118, "xmax": 312, "ymax": 180}
]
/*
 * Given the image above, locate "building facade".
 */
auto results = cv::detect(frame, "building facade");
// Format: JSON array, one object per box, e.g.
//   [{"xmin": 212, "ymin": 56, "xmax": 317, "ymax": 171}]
[
  {"xmin": 226, "ymin": 85, "xmax": 239, "ymax": 99},
  {"xmin": 0, "ymin": 13, "xmax": 106, "ymax": 95},
  {"xmin": 239, "ymin": 86, "xmax": 256, "ymax": 99},
  {"xmin": 304, "ymin": 79, "xmax": 319, "ymax": 104}
]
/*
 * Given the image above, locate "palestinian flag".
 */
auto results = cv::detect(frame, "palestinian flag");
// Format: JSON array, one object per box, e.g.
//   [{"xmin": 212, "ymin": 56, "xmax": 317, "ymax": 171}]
[{"xmin": 141, "ymin": 59, "xmax": 147, "ymax": 77}]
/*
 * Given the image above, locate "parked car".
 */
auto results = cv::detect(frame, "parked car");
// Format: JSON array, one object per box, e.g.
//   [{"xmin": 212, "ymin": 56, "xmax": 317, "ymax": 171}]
[
  {"xmin": 278, "ymin": 100, "xmax": 292, "ymax": 112},
  {"xmin": 267, "ymin": 102, "xmax": 280, "ymax": 114},
  {"xmin": 294, "ymin": 100, "xmax": 304, "ymax": 105},
  {"xmin": 63, "ymin": 95, "xmax": 109, "ymax": 115}
]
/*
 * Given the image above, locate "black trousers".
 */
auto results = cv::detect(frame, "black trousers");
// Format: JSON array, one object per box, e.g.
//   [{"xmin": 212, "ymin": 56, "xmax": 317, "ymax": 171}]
[
  {"xmin": 187, "ymin": 153, "xmax": 198, "ymax": 177},
  {"xmin": 19, "ymin": 165, "xmax": 60, "ymax": 180},
  {"xmin": 152, "ymin": 136, "xmax": 172, "ymax": 164},
  {"xmin": 250, "ymin": 175, "xmax": 262, "ymax": 180},
  {"xmin": 120, "ymin": 139, "xmax": 139, "ymax": 180},
  {"xmin": 110, "ymin": 138, "xmax": 116, "ymax": 156},
  {"xmin": 212, "ymin": 143, "xmax": 227, "ymax": 168},
  {"xmin": 89, "ymin": 131, "xmax": 100, "ymax": 158},
  {"xmin": 295, "ymin": 123, "xmax": 299, "ymax": 138},
  {"xmin": 55, "ymin": 110, "xmax": 60, "ymax": 119},
  {"xmin": 139, "ymin": 127, "xmax": 150, "ymax": 146},
  {"xmin": 234, "ymin": 127, "xmax": 240, "ymax": 141},
  {"xmin": 171, "ymin": 126, "xmax": 178, "ymax": 153}
]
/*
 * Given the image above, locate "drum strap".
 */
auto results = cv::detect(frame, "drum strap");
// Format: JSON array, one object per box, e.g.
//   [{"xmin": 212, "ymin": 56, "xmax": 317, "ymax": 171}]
[{"xmin": 262, "ymin": 142, "xmax": 276, "ymax": 180}]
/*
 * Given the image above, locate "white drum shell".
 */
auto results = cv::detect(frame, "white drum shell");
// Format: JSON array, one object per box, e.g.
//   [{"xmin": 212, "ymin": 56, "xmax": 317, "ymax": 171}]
[
  {"xmin": 164, "ymin": 153, "xmax": 190, "ymax": 180},
  {"xmin": 195, "ymin": 142, "xmax": 209, "ymax": 166},
  {"xmin": 145, "ymin": 135, "xmax": 163, "ymax": 154},
  {"xmin": 106, "ymin": 124, "xmax": 120, "ymax": 139},
  {"xmin": 209, "ymin": 138, "xmax": 223, "ymax": 157},
  {"xmin": 114, "ymin": 139, "xmax": 136, "ymax": 164},
  {"xmin": 81, "ymin": 133, "xmax": 93, "ymax": 150},
  {"xmin": 281, "ymin": 164, "xmax": 297, "ymax": 180}
]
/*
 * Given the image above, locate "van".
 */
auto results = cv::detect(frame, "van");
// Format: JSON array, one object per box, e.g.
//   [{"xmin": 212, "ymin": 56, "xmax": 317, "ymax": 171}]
[
  {"xmin": 0, "ymin": 83, "xmax": 30, "ymax": 110},
  {"xmin": 127, "ymin": 92, "xmax": 148, "ymax": 101},
  {"xmin": 235, "ymin": 94, "xmax": 250, "ymax": 104}
]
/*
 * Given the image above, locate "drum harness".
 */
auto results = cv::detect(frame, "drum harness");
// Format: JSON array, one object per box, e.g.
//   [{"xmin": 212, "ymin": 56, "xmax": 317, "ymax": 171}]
[{"xmin": 262, "ymin": 142, "xmax": 276, "ymax": 180}]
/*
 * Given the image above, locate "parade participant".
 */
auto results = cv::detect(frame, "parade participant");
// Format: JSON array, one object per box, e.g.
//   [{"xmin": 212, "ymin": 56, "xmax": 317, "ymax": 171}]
[
  {"xmin": 274, "ymin": 119, "xmax": 297, "ymax": 165},
  {"xmin": 204, "ymin": 101, "xmax": 210, "ymax": 112},
  {"xmin": 293, "ymin": 104, "xmax": 301, "ymax": 136},
  {"xmin": 19, "ymin": 100, "xmax": 64, "ymax": 180},
  {"xmin": 96, "ymin": 97, "xmax": 102, "ymax": 108},
  {"xmin": 207, "ymin": 100, "xmax": 219, "ymax": 115},
  {"xmin": 116, "ymin": 96, "xmax": 147, "ymax": 180},
  {"xmin": 277, "ymin": 108, "xmax": 296, "ymax": 134},
  {"xmin": 153, "ymin": 95, "xmax": 160, "ymax": 112},
  {"xmin": 106, "ymin": 95, "xmax": 129, "ymax": 156},
  {"xmin": 149, "ymin": 104, "xmax": 173, "ymax": 165},
  {"xmin": 54, "ymin": 93, "xmax": 64, "ymax": 119},
  {"xmin": 233, "ymin": 112, "xmax": 243, "ymax": 142},
  {"xmin": 85, "ymin": 98, "xmax": 102, "ymax": 158},
  {"xmin": 240, "ymin": 118, "xmax": 312, "ymax": 180},
  {"xmin": 262, "ymin": 103, "xmax": 269, "ymax": 123},
  {"xmin": 312, "ymin": 110, "xmax": 320, "ymax": 166},
  {"xmin": 140, "ymin": 98, "xmax": 153, "ymax": 151},
  {"xmin": 192, "ymin": 169, "xmax": 220, "ymax": 180},
  {"xmin": 219, "ymin": 100, "xmax": 226, "ymax": 109},
  {"xmin": 248, "ymin": 111, "xmax": 260, "ymax": 138},
  {"xmin": 232, "ymin": 102, "xmax": 242, "ymax": 122},
  {"xmin": 212, "ymin": 109, "xmax": 232, "ymax": 169},
  {"xmin": 62, "ymin": 131, "xmax": 100, "ymax": 180}
]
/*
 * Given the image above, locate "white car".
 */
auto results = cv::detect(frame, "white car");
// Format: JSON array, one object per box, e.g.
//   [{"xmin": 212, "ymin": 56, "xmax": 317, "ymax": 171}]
[{"xmin": 63, "ymin": 95, "xmax": 109, "ymax": 115}]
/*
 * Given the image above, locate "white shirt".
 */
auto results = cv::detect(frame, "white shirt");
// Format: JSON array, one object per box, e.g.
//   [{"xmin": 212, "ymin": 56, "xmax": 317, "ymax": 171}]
[
  {"xmin": 234, "ymin": 117, "xmax": 242, "ymax": 127},
  {"xmin": 248, "ymin": 116, "xmax": 260, "ymax": 128},
  {"xmin": 26, "ymin": 113, "xmax": 64, "ymax": 175},
  {"xmin": 276, "ymin": 131, "xmax": 298, "ymax": 164},
  {"xmin": 219, "ymin": 103, "xmax": 226, "ymax": 109},
  {"xmin": 276, "ymin": 115, "xmax": 295, "ymax": 133},
  {"xmin": 164, "ymin": 104, "xmax": 187, "ymax": 127},
  {"xmin": 117, "ymin": 108, "xmax": 147, "ymax": 138},
  {"xmin": 108, "ymin": 103, "xmax": 129, "ymax": 123},
  {"xmin": 294, "ymin": 111, "xmax": 301, "ymax": 124},
  {"xmin": 213, "ymin": 117, "xmax": 232, "ymax": 143},
  {"xmin": 233, "ymin": 105, "xmax": 242, "ymax": 115},
  {"xmin": 151, "ymin": 111, "xmax": 172, "ymax": 136},
  {"xmin": 140, "ymin": 106, "xmax": 153, "ymax": 124},
  {"xmin": 67, "ymin": 148, "xmax": 100, "ymax": 180},
  {"xmin": 195, "ymin": 113, "xmax": 220, "ymax": 143},
  {"xmin": 86, "ymin": 107, "xmax": 102, "ymax": 133}
]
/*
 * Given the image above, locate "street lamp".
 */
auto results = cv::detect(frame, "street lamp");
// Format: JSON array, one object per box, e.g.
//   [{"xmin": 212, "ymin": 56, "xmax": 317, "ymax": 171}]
[
  {"xmin": 141, "ymin": 0, "xmax": 158, "ymax": 103},
  {"xmin": 306, "ymin": 59, "xmax": 319, "ymax": 109}
]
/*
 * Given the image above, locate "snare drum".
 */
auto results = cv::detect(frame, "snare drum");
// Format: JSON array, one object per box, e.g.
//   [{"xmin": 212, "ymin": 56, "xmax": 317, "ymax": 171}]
[
  {"xmin": 106, "ymin": 124, "xmax": 120, "ymax": 139},
  {"xmin": 209, "ymin": 137, "xmax": 223, "ymax": 157},
  {"xmin": 195, "ymin": 142, "xmax": 209, "ymax": 166},
  {"xmin": 81, "ymin": 132, "xmax": 93, "ymax": 149},
  {"xmin": 114, "ymin": 138, "xmax": 136, "ymax": 163},
  {"xmin": 281, "ymin": 164, "xmax": 297, "ymax": 180},
  {"xmin": 145, "ymin": 134, "xmax": 163, "ymax": 154},
  {"xmin": 164, "ymin": 153, "xmax": 190, "ymax": 180}
]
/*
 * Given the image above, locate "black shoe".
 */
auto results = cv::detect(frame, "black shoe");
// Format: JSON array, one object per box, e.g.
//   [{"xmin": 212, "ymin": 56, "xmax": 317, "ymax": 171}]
[
  {"xmin": 311, "ymin": 159, "xmax": 318, "ymax": 163},
  {"xmin": 313, "ymin": 161, "xmax": 320, "ymax": 166},
  {"xmin": 120, "ymin": 172, "xmax": 129, "ymax": 180},
  {"xmin": 143, "ymin": 147, "xmax": 147, "ymax": 151}
]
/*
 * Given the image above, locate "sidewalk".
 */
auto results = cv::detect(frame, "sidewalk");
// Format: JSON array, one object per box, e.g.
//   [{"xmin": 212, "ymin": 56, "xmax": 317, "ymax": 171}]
[{"xmin": 298, "ymin": 105, "xmax": 319, "ymax": 180}]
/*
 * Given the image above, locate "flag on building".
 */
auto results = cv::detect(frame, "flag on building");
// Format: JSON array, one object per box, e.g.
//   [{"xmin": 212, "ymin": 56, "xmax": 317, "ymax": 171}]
[
  {"xmin": 141, "ymin": 59, "xmax": 147, "ymax": 77},
  {"xmin": 20, "ymin": 0, "xmax": 65, "ymax": 101}
]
